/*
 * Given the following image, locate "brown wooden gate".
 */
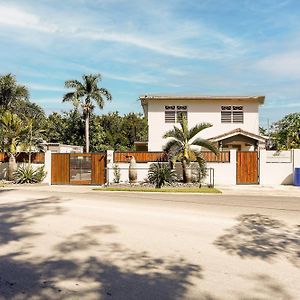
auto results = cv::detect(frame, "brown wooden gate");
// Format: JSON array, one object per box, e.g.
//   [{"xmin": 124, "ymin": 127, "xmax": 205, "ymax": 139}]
[
  {"xmin": 236, "ymin": 151, "xmax": 259, "ymax": 184},
  {"xmin": 51, "ymin": 153, "xmax": 106, "ymax": 185}
]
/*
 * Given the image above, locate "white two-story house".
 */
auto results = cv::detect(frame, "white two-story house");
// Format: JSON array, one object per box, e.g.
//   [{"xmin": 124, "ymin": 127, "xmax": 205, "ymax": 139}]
[{"xmin": 139, "ymin": 95, "xmax": 266, "ymax": 151}]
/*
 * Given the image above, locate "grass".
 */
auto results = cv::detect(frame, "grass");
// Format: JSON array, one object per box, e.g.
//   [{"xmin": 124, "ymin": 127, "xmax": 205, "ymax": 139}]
[{"xmin": 94, "ymin": 186, "xmax": 221, "ymax": 193}]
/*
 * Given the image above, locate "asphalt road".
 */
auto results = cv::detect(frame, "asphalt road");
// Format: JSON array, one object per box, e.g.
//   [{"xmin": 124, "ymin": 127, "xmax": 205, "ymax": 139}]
[{"xmin": 0, "ymin": 188, "xmax": 299, "ymax": 299}]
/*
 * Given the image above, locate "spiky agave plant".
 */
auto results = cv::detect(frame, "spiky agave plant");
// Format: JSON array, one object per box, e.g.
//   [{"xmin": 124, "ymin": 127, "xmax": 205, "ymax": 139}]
[
  {"xmin": 148, "ymin": 162, "xmax": 176, "ymax": 188},
  {"xmin": 14, "ymin": 164, "xmax": 46, "ymax": 184}
]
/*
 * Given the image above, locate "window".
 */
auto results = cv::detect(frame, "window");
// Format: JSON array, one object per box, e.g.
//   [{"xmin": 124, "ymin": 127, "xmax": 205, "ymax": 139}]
[
  {"xmin": 165, "ymin": 105, "xmax": 176, "ymax": 123},
  {"xmin": 165, "ymin": 105, "xmax": 188, "ymax": 123},
  {"xmin": 221, "ymin": 105, "xmax": 243, "ymax": 123}
]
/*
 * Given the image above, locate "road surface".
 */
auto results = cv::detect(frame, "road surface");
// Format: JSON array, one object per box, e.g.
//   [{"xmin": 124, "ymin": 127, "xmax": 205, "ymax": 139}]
[{"xmin": 0, "ymin": 187, "xmax": 299, "ymax": 299}]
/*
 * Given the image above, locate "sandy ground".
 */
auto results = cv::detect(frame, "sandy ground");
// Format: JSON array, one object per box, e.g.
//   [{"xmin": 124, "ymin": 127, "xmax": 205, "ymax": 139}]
[{"xmin": 0, "ymin": 187, "xmax": 299, "ymax": 299}]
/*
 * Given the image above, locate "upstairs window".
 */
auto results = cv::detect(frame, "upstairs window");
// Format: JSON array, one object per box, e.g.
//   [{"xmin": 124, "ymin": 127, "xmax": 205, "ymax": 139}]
[
  {"xmin": 221, "ymin": 105, "xmax": 243, "ymax": 123},
  {"xmin": 165, "ymin": 105, "xmax": 188, "ymax": 123},
  {"xmin": 165, "ymin": 105, "xmax": 176, "ymax": 123}
]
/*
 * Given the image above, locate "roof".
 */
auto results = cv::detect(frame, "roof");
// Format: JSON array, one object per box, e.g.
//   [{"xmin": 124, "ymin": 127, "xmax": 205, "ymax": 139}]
[
  {"xmin": 209, "ymin": 128, "xmax": 267, "ymax": 143},
  {"xmin": 140, "ymin": 94, "xmax": 265, "ymax": 104}
]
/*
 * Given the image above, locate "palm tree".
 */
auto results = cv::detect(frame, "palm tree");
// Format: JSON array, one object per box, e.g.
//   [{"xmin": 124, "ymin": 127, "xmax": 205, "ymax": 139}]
[
  {"xmin": 163, "ymin": 117, "xmax": 218, "ymax": 183},
  {"xmin": 0, "ymin": 111, "xmax": 27, "ymax": 180},
  {"xmin": 63, "ymin": 74, "xmax": 112, "ymax": 153},
  {"xmin": 0, "ymin": 74, "xmax": 29, "ymax": 111}
]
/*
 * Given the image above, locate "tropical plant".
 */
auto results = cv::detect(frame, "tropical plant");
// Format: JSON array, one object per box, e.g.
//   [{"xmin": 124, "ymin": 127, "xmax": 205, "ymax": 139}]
[
  {"xmin": 148, "ymin": 162, "xmax": 176, "ymax": 188},
  {"xmin": 113, "ymin": 164, "xmax": 121, "ymax": 183},
  {"xmin": 14, "ymin": 164, "xmax": 46, "ymax": 184},
  {"xmin": 19, "ymin": 117, "xmax": 45, "ymax": 164},
  {"xmin": 271, "ymin": 113, "xmax": 300, "ymax": 150},
  {"xmin": 63, "ymin": 74, "xmax": 112, "ymax": 152},
  {"xmin": 0, "ymin": 111, "xmax": 27, "ymax": 180},
  {"xmin": 0, "ymin": 74, "xmax": 29, "ymax": 111},
  {"xmin": 163, "ymin": 117, "xmax": 218, "ymax": 183},
  {"xmin": 194, "ymin": 157, "xmax": 208, "ymax": 187}
]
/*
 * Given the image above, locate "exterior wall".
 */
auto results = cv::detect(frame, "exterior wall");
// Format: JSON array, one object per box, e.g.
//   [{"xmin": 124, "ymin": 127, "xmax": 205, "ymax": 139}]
[
  {"xmin": 260, "ymin": 149, "xmax": 300, "ymax": 185},
  {"xmin": 147, "ymin": 99, "xmax": 260, "ymax": 151},
  {"xmin": 106, "ymin": 149, "xmax": 300, "ymax": 186}
]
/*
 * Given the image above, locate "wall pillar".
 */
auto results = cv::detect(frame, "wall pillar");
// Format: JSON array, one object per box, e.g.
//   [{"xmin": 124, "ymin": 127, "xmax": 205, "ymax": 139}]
[
  {"xmin": 106, "ymin": 150, "xmax": 114, "ymax": 184},
  {"xmin": 43, "ymin": 150, "xmax": 52, "ymax": 185}
]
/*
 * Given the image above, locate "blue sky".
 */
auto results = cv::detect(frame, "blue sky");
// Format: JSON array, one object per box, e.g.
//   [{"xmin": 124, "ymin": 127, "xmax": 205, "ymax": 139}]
[{"xmin": 0, "ymin": 0, "xmax": 300, "ymax": 128}]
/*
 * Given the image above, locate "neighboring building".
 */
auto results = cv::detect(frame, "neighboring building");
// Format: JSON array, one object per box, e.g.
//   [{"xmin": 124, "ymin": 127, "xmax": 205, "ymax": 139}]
[
  {"xmin": 42, "ymin": 143, "xmax": 83, "ymax": 153},
  {"xmin": 140, "ymin": 95, "xmax": 266, "ymax": 151}
]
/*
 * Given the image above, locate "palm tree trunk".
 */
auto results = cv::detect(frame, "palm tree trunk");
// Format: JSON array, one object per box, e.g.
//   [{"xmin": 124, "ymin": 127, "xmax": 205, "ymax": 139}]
[
  {"xmin": 85, "ymin": 113, "xmax": 90, "ymax": 153},
  {"xmin": 182, "ymin": 160, "xmax": 192, "ymax": 183},
  {"xmin": 7, "ymin": 154, "xmax": 17, "ymax": 181}
]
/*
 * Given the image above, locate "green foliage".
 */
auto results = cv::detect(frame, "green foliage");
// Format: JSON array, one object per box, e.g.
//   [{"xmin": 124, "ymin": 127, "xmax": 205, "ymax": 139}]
[
  {"xmin": 63, "ymin": 73, "xmax": 112, "ymax": 152},
  {"xmin": 0, "ymin": 111, "xmax": 27, "ymax": 154},
  {"xmin": 148, "ymin": 162, "xmax": 176, "ymax": 188},
  {"xmin": 195, "ymin": 157, "xmax": 208, "ymax": 186},
  {"xmin": 271, "ymin": 113, "xmax": 300, "ymax": 149},
  {"xmin": 112, "ymin": 164, "xmax": 121, "ymax": 183},
  {"xmin": 0, "ymin": 73, "xmax": 29, "ymax": 111},
  {"xmin": 14, "ymin": 164, "xmax": 46, "ymax": 184},
  {"xmin": 45, "ymin": 111, "xmax": 147, "ymax": 151},
  {"xmin": 163, "ymin": 116, "xmax": 218, "ymax": 183}
]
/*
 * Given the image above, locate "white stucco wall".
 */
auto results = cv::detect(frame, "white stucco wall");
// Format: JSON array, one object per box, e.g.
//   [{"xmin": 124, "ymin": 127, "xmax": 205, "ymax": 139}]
[{"xmin": 147, "ymin": 99, "xmax": 260, "ymax": 151}]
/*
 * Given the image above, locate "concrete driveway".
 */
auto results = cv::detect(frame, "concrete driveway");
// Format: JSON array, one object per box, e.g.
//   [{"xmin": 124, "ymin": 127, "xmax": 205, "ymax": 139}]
[{"xmin": 0, "ymin": 187, "xmax": 299, "ymax": 299}]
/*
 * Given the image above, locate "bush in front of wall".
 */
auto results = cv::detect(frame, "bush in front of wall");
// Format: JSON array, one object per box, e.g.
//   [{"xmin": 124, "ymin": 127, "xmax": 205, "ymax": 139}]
[
  {"xmin": 148, "ymin": 162, "xmax": 176, "ymax": 188},
  {"xmin": 14, "ymin": 164, "xmax": 46, "ymax": 184}
]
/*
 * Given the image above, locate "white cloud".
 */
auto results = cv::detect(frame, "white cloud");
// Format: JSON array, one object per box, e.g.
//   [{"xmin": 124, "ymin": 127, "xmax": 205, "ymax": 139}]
[
  {"xmin": 25, "ymin": 83, "xmax": 65, "ymax": 92},
  {"xmin": 0, "ymin": 3, "xmax": 242, "ymax": 60},
  {"xmin": 256, "ymin": 51, "xmax": 300, "ymax": 78},
  {"xmin": 0, "ymin": 4, "xmax": 58, "ymax": 33}
]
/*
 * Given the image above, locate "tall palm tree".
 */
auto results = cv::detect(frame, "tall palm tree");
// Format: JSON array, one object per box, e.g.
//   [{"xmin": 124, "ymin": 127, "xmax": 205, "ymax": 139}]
[
  {"xmin": 63, "ymin": 74, "xmax": 112, "ymax": 153},
  {"xmin": 163, "ymin": 117, "xmax": 218, "ymax": 183},
  {"xmin": 0, "ymin": 74, "xmax": 29, "ymax": 111}
]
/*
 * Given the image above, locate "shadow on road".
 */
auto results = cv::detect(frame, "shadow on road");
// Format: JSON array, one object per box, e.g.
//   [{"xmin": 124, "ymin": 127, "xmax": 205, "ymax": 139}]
[
  {"xmin": 214, "ymin": 213, "xmax": 300, "ymax": 267},
  {"xmin": 0, "ymin": 195, "xmax": 203, "ymax": 299}
]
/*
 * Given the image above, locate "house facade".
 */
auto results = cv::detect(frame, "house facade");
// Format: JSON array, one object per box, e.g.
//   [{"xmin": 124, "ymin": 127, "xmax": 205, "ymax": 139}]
[{"xmin": 140, "ymin": 95, "xmax": 266, "ymax": 151}]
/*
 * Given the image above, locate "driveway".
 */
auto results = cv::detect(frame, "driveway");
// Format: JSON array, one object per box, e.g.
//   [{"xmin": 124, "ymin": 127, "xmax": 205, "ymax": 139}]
[{"xmin": 0, "ymin": 187, "xmax": 299, "ymax": 299}]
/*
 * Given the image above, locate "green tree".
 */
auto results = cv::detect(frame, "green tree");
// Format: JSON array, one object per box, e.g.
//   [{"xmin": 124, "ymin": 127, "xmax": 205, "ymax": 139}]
[
  {"xmin": 0, "ymin": 111, "xmax": 27, "ymax": 180},
  {"xmin": 272, "ymin": 113, "xmax": 300, "ymax": 149},
  {"xmin": 0, "ymin": 74, "xmax": 29, "ymax": 111},
  {"xmin": 163, "ymin": 117, "xmax": 218, "ymax": 183},
  {"xmin": 63, "ymin": 74, "xmax": 112, "ymax": 152}
]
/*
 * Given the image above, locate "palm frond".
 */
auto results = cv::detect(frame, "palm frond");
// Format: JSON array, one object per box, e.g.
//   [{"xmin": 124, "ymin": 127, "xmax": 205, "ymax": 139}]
[
  {"xmin": 91, "ymin": 93, "xmax": 104, "ymax": 109},
  {"xmin": 179, "ymin": 115, "xmax": 189, "ymax": 138},
  {"xmin": 98, "ymin": 87, "xmax": 112, "ymax": 101},
  {"xmin": 65, "ymin": 80, "xmax": 83, "ymax": 89},
  {"xmin": 163, "ymin": 138, "xmax": 182, "ymax": 153},
  {"xmin": 62, "ymin": 92, "xmax": 76, "ymax": 102},
  {"xmin": 188, "ymin": 123, "xmax": 212, "ymax": 140},
  {"xmin": 192, "ymin": 138, "xmax": 219, "ymax": 154},
  {"xmin": 163, "ymin": 126, "xmax": 185, "ymax": 141}
]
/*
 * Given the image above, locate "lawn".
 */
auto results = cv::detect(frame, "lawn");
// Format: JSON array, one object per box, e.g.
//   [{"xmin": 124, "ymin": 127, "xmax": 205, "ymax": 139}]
[{"xmin": 94, "ymin": 186, "xmax": 221, "ymax": 193}]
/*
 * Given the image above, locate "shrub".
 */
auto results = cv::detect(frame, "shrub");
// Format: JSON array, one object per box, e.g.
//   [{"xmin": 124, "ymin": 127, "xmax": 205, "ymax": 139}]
[
  {"xmin": 112, "ymin": 164, "xmax": 121, "ymax": 183},
  {"xmin": 14, "ymin": 164, "xmax": 46, "ymax": 184},
  {"xmin": 195, "ymin": 157, "xmax": 208, "ymax": 187},
  {"xmin": 148, "ymin": 162, "xmax": 176, "ymax": 188}
]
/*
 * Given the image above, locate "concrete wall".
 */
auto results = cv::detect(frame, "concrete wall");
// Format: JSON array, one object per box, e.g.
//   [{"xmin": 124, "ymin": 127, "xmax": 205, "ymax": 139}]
[
  {"xmin": 39, "ymin": 149, "xmax": 300, "ymax": 186},
  {"xmin": 147, "ymin": 99, "xmax": 260, "ymax": 151},
  {"xmin": 106, "ymin": 149, "xmax": 300, "ymax": 186}
]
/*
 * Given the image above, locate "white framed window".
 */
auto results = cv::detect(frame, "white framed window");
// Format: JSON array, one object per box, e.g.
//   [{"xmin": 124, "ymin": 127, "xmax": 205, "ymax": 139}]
[
  {"xmin": 221, "ymin": 105, "xmax": 243, "ymax": 123},
  {"xmin": 165, "ymin": 105, "xmax": 188, "ymax": 123}
]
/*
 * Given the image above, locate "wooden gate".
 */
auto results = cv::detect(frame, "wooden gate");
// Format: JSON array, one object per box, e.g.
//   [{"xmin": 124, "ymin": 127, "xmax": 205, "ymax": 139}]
[
  {"xmin": 51, "ymin": 153, "xmax": 106, "ymax": 185},
  {"xmin": 236, "ymin": 151, "xmax": 259, "ymax": 184}
]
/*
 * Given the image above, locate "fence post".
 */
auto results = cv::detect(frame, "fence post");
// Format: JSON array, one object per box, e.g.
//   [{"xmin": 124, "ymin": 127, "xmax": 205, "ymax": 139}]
[
  {"xmin": 106, "ymin": 150, "xmax": 114, "ymax": 184},
  {"xmin": 43, "ymin": 150, "xmax": 52, "ymax": 185},
  {"xmin": 230, "ymin": 149, "xmax": 237, "ymax": 185}
]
